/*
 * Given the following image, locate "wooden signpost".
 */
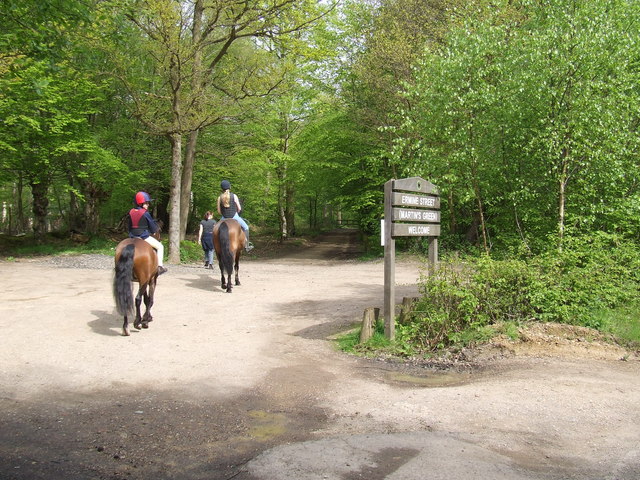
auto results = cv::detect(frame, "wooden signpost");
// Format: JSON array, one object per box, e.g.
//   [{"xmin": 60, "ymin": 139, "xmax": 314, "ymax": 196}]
[{"xmin": 383, "ymin": 177, "xmax": 440, "ymax": 340}]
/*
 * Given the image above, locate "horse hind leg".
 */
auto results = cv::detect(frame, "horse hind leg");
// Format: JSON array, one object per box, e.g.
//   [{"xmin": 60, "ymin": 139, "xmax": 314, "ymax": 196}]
[
  {"xmin": 133, "ymin": 284, "xmax": 146, "ymax": 330},
  {"xmin": 141, "ymin": 282, "xmax": 155, "ymax": 328},
  {"xmin": 217, "ymin": 257, "xmax": 227, "ymax": 290},
  {"xmin": 122, "ymin": 315, "xmax": 130, "ymax": 336},
  {"xmin": 141, "ymin": 291, "xmax": 151, "ymax": 328},
  {"xmin": 219, "ymin": 265, "xmax": 231, "ymax": 292},
  {"xmin": 234, "ymin": 256, "xmax": 241, "ymax": 286}
]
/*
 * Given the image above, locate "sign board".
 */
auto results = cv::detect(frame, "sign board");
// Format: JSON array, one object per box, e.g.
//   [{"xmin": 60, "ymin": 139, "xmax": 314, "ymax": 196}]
[
  {"xmin": 384, "ymin": 177, "xmax": 440, "ymax": 340},
  {"xmin": 392, "ymin": 193, "xmax": 440, "ymax": 209},
  {"xmin": 392, "ymin": 223, "xmax": 441, "ymax": 237},
  {"xmin": 392, "ymin": 208, "xmax": 440, "ymax": 223},
  {"xmin": 393, "ymin": 177, "xmax": 438, "ymax": 194}
]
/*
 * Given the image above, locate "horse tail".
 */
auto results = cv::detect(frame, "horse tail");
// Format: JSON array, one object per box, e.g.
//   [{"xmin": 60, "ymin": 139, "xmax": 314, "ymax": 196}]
[
  {"xmin": 113, "ymin": 243, "xmax": 135, "ymax": 316},
  {"xmin": 219, "ymin": 221, "xmax": 234, "ymax": 276}
]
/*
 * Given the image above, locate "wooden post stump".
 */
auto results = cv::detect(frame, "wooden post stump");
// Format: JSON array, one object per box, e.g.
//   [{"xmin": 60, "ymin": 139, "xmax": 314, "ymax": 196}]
[
  {"xmin": 398, "ymin": 296, "xmax": 419, "ymax": 325},
  {"xmin": 359, "ymin": 307, "xmax": 380, "ymax": 343}
]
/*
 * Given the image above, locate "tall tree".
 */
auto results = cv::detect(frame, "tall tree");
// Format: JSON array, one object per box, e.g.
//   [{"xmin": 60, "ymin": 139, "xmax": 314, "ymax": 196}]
[
  {"xmin": 98, "ymin": 0, "xmax": 334, "ymax": 262},
  {"xmin": 0, "ymin": 0, "xmax": 103, "ymax": 237}
]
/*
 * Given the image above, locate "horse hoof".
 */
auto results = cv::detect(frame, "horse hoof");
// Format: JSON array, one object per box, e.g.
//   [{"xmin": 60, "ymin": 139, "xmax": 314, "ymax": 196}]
[
  {"xmin": 141, "ymin": 322, "xmax": 149, "ymax": 329},
  {"xmin": 134, "ymin": 323, "xmax": 142, "ymax": 330},
  {"xmin": 122, "ymin": 329, "xmax": 130, "ymax": 336}
]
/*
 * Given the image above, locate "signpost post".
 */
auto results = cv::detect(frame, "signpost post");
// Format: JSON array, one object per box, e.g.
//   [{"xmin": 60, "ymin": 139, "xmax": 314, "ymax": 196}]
[{"xmin": 383, "ymin": 177, "xmax": 440, "ymax": 340}]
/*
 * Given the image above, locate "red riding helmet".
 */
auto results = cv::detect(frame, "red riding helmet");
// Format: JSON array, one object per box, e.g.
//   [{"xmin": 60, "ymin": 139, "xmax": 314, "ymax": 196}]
[{"xmin": 134, "ymin": 191, "xmax": 152, "ymax": 206}]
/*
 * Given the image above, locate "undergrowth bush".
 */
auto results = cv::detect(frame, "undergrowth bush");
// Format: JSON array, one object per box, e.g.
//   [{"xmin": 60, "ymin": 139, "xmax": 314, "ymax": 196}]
[
  {"xmin": 179, "ymin": 240, "xmax": 204, "ymax": 264},
  {"xmin": 530, "ymin": 232, "xmax": 640, "ymax": 327},
  {"xmin": 398, "ymin": 232, "xmax": 640, "ymax": 352}
]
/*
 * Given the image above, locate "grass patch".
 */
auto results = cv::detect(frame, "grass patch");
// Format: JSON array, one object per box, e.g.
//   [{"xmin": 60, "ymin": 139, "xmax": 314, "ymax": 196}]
[
  {"xmin": 336, "ymin": 320, "xmax": 395, "ymax": 355},
  {"xmin": 0, "ymin": 233, "xmax": 202, "ymax": 265},
  {"xmin": 335, "ymin": 328, "xmax": 361, "ymax": 353},
  {"xmin": 357, "ymin": 251, "xmax": 384, "ymax": 261},
  {"xmin": 0, "ymin": 233, "xmax": 117, "ymax": 257},
  {"xmin": 594, "ymin": 302, "xmax": 640, "ymax": 348}
]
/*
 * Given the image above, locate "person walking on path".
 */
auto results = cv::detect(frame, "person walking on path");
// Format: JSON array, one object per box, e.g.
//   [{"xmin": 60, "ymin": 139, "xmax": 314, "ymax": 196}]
[
  {"xmin": 217, "ymin": 180, "xmax": 254, "ymax": 252},
  {"xmin": 198, "ymin": 211, "xmax": 216, "ymax": 268},
  {"xmin": 128, "ymin": 191, "xmax": 168, "ymax": 275}
]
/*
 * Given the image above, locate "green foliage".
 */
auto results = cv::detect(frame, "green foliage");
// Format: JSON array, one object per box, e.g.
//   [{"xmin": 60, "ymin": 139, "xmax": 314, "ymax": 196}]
[
  {"xmin": 399, "ymin": 232, "xmax": 640, "ymax": 352},
  {"xmin": 529, "ymin": 233, "xmax": 640, "ymax": 326},
  {"xmin": 179, "ymin": 240, "xmax": 205, "ymax": 264},
  {"xmin": 395, "ymin": 0, "xmax": 640, "ymax": 247},
  {"xmin": 2, "ymin": 0, "xmax": 640, "ymax": 265}
]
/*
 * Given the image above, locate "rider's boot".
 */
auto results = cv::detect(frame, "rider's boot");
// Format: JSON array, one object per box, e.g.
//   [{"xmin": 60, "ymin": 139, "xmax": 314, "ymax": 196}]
[
  {"xmin": 244, "ymin": 231, "xmax": 254, "ymax": 252},
  {"xmin": 157, "ymin": 266, "xmax": 168, "ymax": 275}
]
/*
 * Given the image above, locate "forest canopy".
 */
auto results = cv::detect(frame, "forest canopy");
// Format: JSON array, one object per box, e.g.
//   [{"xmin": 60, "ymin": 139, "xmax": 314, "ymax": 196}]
[{"xmin": 1, "ymin": 0, "xmax": 638, "ymax": 261}]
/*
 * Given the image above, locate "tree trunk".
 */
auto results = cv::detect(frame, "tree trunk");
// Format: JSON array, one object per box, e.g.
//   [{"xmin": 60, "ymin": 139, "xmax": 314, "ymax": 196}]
[
  {"xmin": 67, "ymin": 172, "xmax": 84, "ymax": 232},
  {"xmin": 309, "ymin": 194, "xmax": 318, "ymax": 229},
  {"xmin": 468, "ymin": 117, "xmax": 489, "ymax": 254},
  {"xmin": 30, "ymin": 180, "xmax": 49, "ymax": 242},
  {"xmin": 279, "ymin": 202, "xmax": 287, "ymax": 241},
  {"xmin": 312, "ymin": 194, "xmax": 318, "ymax": 229},
  {"xmin": 276, "ymin": 160, "xmax": 288, "ymax": 241},
  {"xmin": 285, "ymin": 182, "xmax": 295, "ymax": 236},
  {"xmin": 558, "ymin": 146, "xmax": 569, "ymax": 251},
  {"xmin": 447, "ymin": 186, "xmax": 456, "ymax": 235},
  {"xmin": 474, "ymin": 185, "xmax": 489, "ymax": 254},
  {"xmin": 168, "ymin": 133, "xmax": 183, "ymax": 264},
  {"xmin": 82, "ymin": 183, "xmax": 106, "ymax": 236},
  {"xmin": 180, "ymin": 129, "xmax": 199, "ymax": 239},
  {"xmin": 179, "ymin": 1, "xmax": 204, "ymax": 241},
  {"xmin": 84, "ymin": 192, "xmax": 100, "ymax": 235},
  {"xmin": 15, "ymin": 175, "xmax": 26, "ymax": 234}
]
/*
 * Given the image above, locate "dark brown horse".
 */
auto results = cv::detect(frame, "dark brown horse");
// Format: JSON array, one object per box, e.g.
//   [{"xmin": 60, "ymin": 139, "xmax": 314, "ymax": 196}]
[
  {"xmin": 213, "ymin": 219, "xmax": 245, "ymax": 293},
  {"xmin": 113, "ymin": 238, "xmax": 159, "ymax": 336}
]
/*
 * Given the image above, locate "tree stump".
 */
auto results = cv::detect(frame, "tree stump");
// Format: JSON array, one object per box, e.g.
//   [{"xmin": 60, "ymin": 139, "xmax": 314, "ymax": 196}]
[
  {"xmin": 359, "ymin": 307, "xmax": 380, "ymax": 343},
  {"xmin": 398, "ymin": 296, "xmax": 419, "ymax": 325}
]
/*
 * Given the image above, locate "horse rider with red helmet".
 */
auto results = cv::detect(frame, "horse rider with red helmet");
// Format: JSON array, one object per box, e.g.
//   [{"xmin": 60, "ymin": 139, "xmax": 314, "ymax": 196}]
[{"xmin": 128, "ymin": 191, "xmax": 168, "ymax": 275}]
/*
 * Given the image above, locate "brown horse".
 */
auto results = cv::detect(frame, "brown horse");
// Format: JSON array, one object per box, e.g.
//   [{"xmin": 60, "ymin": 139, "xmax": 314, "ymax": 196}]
[
  {"xmin": 213, "ymin": 219, "xmax": 245, "ymax": 293},
  {"xmin": 113, "ymin": 238, "xmax": 159, "ymax": 336}
]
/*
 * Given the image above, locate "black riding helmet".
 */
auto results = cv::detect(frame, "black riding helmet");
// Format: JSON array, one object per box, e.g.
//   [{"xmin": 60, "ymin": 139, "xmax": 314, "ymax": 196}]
[{"xmin": 220, "ymin": 180, "xmax": 231, "ymax": 191}]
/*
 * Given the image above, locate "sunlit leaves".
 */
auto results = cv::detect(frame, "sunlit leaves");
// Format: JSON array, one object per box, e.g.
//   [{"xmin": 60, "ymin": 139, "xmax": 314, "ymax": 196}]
[{"xmin": 395, "ymin": 0, "xmax": 640, "ymax": 250}]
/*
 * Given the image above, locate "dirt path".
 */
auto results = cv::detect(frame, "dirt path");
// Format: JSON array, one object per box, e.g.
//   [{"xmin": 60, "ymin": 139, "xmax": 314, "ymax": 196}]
[{"xmin": 1, "ymin": 230, "xmax": 639, "ymax": 480}]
